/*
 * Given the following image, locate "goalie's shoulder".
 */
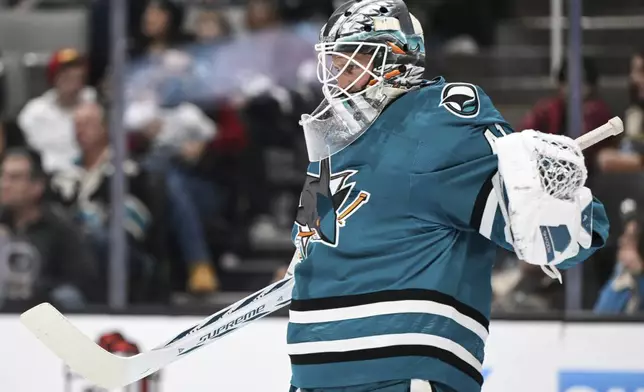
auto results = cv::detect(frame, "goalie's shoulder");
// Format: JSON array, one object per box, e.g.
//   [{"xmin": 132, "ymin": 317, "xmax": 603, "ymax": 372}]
[
  {"xmin": 410, "ymin": 78, "xmax": 503, "ymax": 124},
  {"xmin": 398, "ymin": 78, "xmax": 511, "ymax": 169},
  {"xmin": 392, "ymin": 78, "xmax": 506, "ymax": 143}
]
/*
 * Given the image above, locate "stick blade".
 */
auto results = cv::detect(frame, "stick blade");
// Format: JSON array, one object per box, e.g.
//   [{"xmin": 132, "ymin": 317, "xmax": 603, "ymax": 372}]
[{"xmin": 20, "ymin": 303, "xmax": 129, "ymax": 390}]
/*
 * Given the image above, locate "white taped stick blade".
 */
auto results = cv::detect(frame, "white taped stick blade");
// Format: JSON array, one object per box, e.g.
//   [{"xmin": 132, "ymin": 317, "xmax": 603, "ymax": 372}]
[{"xmin": 20, "ymin": 303, "xmax": 132, "ymax": 389}]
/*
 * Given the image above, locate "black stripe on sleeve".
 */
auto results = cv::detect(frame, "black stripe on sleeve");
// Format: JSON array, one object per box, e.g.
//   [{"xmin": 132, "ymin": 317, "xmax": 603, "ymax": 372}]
[{"xmin": 469, "ymin": 170, "xmax": 497, "ymax": 231}]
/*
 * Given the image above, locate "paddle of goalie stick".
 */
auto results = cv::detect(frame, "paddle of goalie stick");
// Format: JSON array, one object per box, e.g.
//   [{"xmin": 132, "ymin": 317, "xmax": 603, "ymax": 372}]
[
  {"xmin": 19, "ymin": 116, "xmax": 624, "ymax": 391},
  {"xmin": 20, "ymin": 276, "xmax": 294, "ymax": 390}
]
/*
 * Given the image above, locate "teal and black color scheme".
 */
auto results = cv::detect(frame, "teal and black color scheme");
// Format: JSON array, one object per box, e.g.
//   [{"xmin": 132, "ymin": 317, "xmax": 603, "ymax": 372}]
[
  {"xmin": 289, "ymin": 1, "xmax": 609, "ymax": 391},
  {"xmin": 288, "ymin": 77, "xmax": 609, "ymax": 392}
]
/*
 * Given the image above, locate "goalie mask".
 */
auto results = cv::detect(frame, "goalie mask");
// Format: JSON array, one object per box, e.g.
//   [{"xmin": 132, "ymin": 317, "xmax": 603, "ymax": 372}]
[{"xmin": 300, "ymin": 0, "xmax": 426, "ymax": 161}]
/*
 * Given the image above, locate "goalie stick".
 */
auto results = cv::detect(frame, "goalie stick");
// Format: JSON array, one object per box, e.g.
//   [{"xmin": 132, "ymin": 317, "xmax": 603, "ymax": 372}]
[
  {"xmin": 575, "ymin": 116, "xmax": 623, "ymax": 150},
  {"xmin": 19, "ymin": 117, "xmax": 624, "ymax": 391},
  {"xmin": 21, "ymin": 276, "xmax": 294, "ymax": 390}
]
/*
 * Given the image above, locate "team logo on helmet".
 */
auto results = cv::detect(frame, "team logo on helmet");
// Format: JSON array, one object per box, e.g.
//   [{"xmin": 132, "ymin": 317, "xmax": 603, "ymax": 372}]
[{"xmin": 440, "ymin": 83, "xmax": 480, "ymax": 118}]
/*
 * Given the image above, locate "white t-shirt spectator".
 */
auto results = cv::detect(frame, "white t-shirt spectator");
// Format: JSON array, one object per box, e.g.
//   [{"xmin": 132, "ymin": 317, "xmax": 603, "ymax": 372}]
[
  {"xmin": 125, "ymin": 100, "xmax": 217, "ymax": 151},
  {"xmin": 18, "ymin": 88, "xmax": 97, "ymax": 173}
]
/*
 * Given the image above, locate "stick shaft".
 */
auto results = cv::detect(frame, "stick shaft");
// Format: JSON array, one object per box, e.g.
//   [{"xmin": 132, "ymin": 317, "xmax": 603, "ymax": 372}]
[{"xmin": 576, "ymin": 116, "xmax": 624, "ymax": 150}]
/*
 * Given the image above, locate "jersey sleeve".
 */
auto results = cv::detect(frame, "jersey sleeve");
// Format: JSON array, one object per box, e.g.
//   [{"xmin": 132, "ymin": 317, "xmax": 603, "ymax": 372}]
[
  {"xmin": 410, "ymin": 117, "xmax": 516, "ymax": 251},
  {"xmin": 409, "ymin": 83, "xmax": 609, "ymax": 264}
]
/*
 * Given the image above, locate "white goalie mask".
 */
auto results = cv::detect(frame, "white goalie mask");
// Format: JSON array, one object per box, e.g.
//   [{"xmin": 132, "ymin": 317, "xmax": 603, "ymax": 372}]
[{"xmin": 299, "ymin": 0, "xmax": 426, "ymax": 162}]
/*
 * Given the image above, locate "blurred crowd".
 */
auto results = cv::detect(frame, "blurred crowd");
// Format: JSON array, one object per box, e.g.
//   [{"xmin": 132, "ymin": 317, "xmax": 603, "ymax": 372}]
[
  {"xmin": 0, "ymin": 0, "xmax": 331, "ymax": 309},
  {"xmin": 0, "ymin": 0, "xmax": 642, "ymax": 317}
]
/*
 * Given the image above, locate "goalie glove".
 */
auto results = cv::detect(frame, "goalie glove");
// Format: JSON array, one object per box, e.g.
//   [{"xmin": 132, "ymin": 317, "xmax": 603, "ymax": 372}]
[{"xmin": 495, "ymin": 130, "xmax": 594, "ymax": 278}]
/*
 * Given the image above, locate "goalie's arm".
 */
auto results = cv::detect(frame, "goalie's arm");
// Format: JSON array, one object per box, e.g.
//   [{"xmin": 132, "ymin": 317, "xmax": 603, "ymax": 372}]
[
  {"xmin": 492, "ymin": 129, "xmax": 610, "ymax": 268},
  {"xmin": 480, "ymin": 172, "xmax": 609, "ymax": 269},
  {"xmin": 410, "ymin": 121, "xmax": 516, "ymax": 248},
  {"xmin": 472, "ymin": 135, "xmax": 609, "ymax": 267},
  {"xmin": 411, "ymin": 122, "xmax": 609, "ymax": 267}
]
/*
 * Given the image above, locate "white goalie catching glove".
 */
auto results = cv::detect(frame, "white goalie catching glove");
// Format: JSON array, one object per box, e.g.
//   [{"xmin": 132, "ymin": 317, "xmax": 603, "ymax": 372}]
[{"xmin": 495, "ymin": 130, "xmax": 594, "ymax": 280}]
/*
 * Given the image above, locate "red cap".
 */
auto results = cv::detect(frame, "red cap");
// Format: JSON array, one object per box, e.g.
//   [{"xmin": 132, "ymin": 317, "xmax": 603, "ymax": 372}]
[{"xmin": 47, "ymin": 48, "xmax": 86, "ymax": 84}]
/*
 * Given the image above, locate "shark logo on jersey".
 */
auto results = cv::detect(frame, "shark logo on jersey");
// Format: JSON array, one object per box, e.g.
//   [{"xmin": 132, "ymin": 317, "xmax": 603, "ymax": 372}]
[
  {"xmin": 295, "ymin": 156, "xmax": 370, "ymax": 257},
  {"xmin": 440, "ymin": 83, "xmax": 480, "ymax": 118}
]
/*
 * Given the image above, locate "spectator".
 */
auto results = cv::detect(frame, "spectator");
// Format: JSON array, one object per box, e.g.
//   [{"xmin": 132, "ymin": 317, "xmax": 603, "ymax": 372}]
[
  {"xmin": 0, "ymin": 148, "xmax": 98, "ymax": 309},
  {"xmin": 131, "ymin": 0, "xmax": 192, "ymax": 58},
  {"xmin": 51, "ymin": 102, "xmax": 159, "ymax": 303},
  {"xmin": 17, "ymin": 49, "xmax": 97, "ymax": 173},
  {"xmin": 246, "ymin": 0, "xmax": 282, "ymax": 32},
  {"xmin": 626, "ymin": 49, "xmax": 644, "ymax": 144},
  {"xmin": 125, "ymin": 80, "xmax": 220, "ymax": 219},
  {"xmin": 88, "ymin": 0, "xmax": 149, "ymax": 85},
  {"xmin": 520, "ymin": 57, "xmax": 614, "ymax": 185},
  {"xmin": 594, "ymin": 199, "xmax": 644, "ymax": 314},
  {"xmin": 194, "ymin": 10, "xmax": 233, "ymax": 44},
  {"xmin": 124, "ymin": 94, "xmax": 221, "ymax": 295},
  {"xmin": 597, "ymin": 50, "xmax": 644, "ymax": 172}
]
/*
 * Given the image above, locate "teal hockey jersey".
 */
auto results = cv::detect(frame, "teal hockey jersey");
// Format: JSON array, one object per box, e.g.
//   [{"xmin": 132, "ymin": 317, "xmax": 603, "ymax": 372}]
[{"xmin": 287, "ymin": 77, "xmax": 609, "ymax": 392}]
